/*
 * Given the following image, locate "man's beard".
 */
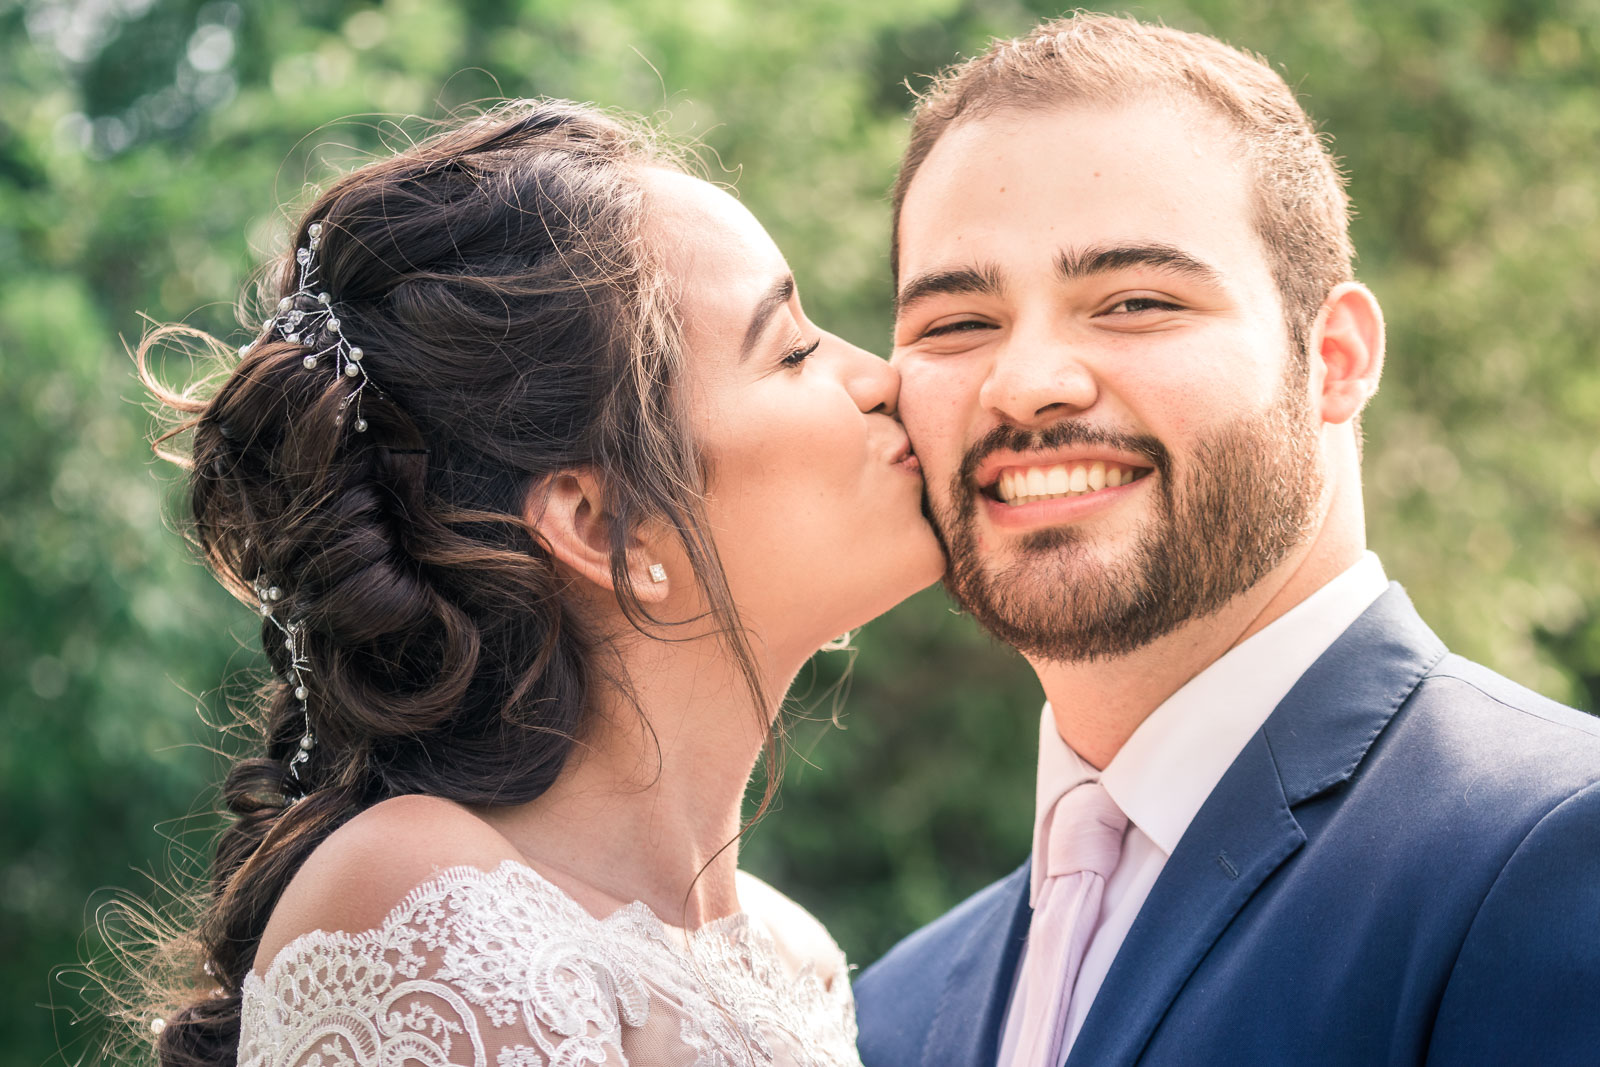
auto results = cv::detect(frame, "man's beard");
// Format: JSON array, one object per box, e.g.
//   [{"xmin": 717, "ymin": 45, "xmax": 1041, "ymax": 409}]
[{"xmin": 933, "ymin": 375, "xmax": 1324, "ymax": 662}]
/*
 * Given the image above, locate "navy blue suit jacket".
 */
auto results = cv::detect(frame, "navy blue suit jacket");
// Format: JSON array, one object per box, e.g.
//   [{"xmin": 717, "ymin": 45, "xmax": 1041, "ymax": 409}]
[{"xmin": 856, "ymin": 586, "xmax": 1600, "ymax": 1065}]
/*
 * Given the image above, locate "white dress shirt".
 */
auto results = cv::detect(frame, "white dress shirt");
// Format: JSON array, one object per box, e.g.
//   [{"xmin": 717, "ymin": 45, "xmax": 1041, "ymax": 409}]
[{"xmin": 998, "ymin": 552, "xmax": 1390, "ymax": 1064}]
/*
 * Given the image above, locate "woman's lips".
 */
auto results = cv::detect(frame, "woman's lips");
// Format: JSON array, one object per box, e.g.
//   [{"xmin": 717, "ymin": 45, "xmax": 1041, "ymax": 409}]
[{"xmin": 889, "ymin": 438, "xmax": 921, "ymax": 475}]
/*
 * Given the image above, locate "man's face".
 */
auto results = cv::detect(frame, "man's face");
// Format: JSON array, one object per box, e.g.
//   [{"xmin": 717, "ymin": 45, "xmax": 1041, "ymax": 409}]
[{"xmin": 892, "ymin": 101, "xmax": 1326, "ymax": 661}]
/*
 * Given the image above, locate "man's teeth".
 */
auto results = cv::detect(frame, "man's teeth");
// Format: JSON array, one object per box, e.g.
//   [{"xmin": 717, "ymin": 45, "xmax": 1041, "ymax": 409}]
[{"xmin": 995, "ymin": 461, "xmax": 1144, "ymax": 505}]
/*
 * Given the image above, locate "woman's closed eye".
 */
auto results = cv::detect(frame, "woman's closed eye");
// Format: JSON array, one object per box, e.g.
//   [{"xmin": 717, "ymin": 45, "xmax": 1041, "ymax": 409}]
[{"xmin": 780, "ymin": 337, "xmax": 821, "ymax": 368}]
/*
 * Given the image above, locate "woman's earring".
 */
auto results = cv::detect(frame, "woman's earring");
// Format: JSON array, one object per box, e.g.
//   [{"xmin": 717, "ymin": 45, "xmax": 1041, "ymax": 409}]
[{"xmin": 648, "ymin": 563, "xmax": 668, "ymax": 584}]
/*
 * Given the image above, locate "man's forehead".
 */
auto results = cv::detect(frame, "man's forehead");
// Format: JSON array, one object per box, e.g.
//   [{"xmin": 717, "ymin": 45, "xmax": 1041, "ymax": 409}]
[
  {"xmin": 916, "ymin": 94, "xmax": 1243, "ymax": 181},
  {"xmin": 895, "ymin": 101, "xmax": 1258, "ymax": 281}
]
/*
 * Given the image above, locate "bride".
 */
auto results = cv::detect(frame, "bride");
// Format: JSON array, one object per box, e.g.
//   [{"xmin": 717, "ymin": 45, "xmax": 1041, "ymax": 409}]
[{"xmin": 140, "ymin": 99, "xmax": 942, "ymax": 1065}]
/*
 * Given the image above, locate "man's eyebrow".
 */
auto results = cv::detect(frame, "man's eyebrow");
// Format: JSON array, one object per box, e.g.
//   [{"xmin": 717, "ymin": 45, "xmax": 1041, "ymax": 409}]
[
  {"xmin": 1057, "ymin": 244, "xmax": 1225, "ymax": 286},
  {"xmin": 741, "ymin": 274, "xmax": 796, "ymax": 360},
  {"xmin": 894, "ymin": 263, "xmax": 1005, "ymax": 318}
]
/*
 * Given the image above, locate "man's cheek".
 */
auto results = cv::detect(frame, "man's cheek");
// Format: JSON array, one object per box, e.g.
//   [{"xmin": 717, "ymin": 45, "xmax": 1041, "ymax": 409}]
[{"xmin": 898, "ymin": 398, "xmax": 955, "ymax": 463}]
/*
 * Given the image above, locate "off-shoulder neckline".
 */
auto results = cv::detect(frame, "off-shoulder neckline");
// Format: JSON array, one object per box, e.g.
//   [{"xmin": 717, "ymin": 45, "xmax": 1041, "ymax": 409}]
[{"xmin": 246, "ymin": 858, "xmax": 767, "ymax": 986}]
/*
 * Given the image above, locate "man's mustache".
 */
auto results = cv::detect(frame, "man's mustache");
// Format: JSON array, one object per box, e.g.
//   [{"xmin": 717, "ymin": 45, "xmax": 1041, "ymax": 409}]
[{"xmin": 956, "ymin": 422, "xmax": 1171, "ymax": 489}]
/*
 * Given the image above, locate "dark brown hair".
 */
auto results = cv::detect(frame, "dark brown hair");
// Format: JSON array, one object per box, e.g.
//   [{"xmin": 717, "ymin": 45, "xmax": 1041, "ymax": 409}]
[
  {"xmin": 892, "ymin": 13, "xmax": 1354, "ymax": 352},
  {"xmin": 134, "ymin": 99, "xmax": 770, "ymax": 1064}
]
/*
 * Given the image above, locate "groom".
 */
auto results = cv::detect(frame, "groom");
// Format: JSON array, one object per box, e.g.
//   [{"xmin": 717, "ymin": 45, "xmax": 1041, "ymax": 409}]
[{"xmin": 857, "ymin": 13, "xmax": 1600, "ymax": 1066}]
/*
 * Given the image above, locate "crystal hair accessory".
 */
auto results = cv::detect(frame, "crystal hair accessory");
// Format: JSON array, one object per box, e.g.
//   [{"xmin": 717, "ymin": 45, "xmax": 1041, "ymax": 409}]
[
  {"xmin": 254, "ymin": 577, "xmax": 315, "ymax": 787},
  {"xmin": 242, "ymin": 220, "xmax": 374, "ymax": 433}
]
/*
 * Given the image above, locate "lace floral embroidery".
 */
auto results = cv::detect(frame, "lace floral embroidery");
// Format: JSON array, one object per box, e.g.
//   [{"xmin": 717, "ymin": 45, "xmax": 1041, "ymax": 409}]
[{"xmin": 239, "ymin": 862, "xmax": 858, "ymax": 1067}]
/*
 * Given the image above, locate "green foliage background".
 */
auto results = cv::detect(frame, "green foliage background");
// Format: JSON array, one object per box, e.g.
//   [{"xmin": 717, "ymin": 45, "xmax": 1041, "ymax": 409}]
[{"xmin": 2, "ymin": 0, "xmax": 1596, "ymax": 1061}]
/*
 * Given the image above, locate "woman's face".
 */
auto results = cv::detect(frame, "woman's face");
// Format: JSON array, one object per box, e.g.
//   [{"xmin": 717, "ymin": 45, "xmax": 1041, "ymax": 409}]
[{"xmin": 642, "ymin": 170, "xmax": 943, "ymax": 667}]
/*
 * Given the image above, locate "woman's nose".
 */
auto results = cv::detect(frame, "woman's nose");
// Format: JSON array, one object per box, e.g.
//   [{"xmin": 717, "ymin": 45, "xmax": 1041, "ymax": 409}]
[{"xmin": 837, "ymin": 338, "xmax": 902, "ymax": 416}]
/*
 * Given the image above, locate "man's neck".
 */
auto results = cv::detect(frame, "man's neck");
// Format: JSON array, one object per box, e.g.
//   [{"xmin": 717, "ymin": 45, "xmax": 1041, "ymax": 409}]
[{"xmin": 1032, "ymin": 526, "xmax": 1365, "ymax": 770}]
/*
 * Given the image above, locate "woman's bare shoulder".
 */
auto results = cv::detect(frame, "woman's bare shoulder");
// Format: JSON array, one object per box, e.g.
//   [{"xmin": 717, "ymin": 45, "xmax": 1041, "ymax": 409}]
[
  {"xmin": 252, "ymin": 794, "xmax": 524, "ymax": 975},
  {"xmin": 735, "ymin": 870, "xmax": 849, "ymax": 986}
]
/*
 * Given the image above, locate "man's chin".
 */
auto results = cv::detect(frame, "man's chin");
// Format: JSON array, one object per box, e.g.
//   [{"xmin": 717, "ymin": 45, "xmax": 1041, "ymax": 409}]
[
  {"xmin": 943, "ymin": 542, "xmax": 1166, "ymax": 662},
  {"xmin": 946, "ymin": 589, "xmax": 1160, "ymax": 663},
  {"xmin": 963, "ymin": 524, "xmax": 1126, "ymax": 584}
]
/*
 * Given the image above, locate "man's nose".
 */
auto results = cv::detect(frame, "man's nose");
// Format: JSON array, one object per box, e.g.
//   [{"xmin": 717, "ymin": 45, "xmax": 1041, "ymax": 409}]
[{"xmin": 977, "ymin": 322, "xmax": 1100, "ymax": 428}]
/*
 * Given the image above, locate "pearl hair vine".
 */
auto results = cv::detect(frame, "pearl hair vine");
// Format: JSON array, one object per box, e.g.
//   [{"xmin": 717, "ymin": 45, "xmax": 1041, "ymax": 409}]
[
  {"xmin": 235, "ymin": 221, "xmax": 394, "ymax": 794},
  {"xmin": 241, "ymin": 220, "xmax": 374, "ymax": 433},
  {"xmin": 253, "ymin": 577, "xmax": 315, "ymax": 789}
]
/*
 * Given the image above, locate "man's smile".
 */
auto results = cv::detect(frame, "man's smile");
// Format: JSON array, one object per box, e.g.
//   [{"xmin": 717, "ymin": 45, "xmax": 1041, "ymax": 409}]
[
  {"xmin": 969, "ymin": 444, "xmax": 1160, "ymax": 512},
  {"xmin": 988, "ymin": 460, "xmax": 1154, "ymax": 505}
]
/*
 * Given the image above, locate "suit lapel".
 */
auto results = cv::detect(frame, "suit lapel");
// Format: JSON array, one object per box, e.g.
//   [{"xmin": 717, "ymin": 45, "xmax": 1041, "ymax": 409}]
[
  {"xmin": 922, "ymin": 863, "xmax": 1034, "ymax": 1067},
  {"xmin": 1067, "ymin": 585, "xmax": 1448, "ymax": 1066},
  {"xmin": 1066, "ymin": 732, "xmax": 1304, "ymax": 1066}
]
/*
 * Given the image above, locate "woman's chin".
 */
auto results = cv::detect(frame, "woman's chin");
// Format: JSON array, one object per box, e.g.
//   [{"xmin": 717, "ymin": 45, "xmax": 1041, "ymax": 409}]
[
  {"xmin": 901, "ymin": 522, "xmax": 950, "ymax": 591},
  {"xmin": 896, "ymin": 551, "xmax": 949, "ymax": 603},
  {"xmin": 831, "ymin": 536, "xmax": 949, "ymax": 635}
]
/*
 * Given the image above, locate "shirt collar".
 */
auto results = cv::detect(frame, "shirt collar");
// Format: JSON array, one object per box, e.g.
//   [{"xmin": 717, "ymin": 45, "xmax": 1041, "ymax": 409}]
[{"xmin": 1029, "ymin": 552, "xmax": 1389, "ymax": 903}]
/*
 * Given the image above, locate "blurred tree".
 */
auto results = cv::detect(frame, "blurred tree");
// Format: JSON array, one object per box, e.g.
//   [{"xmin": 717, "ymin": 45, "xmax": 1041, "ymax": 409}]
[{"xmin": 1, "ymin": 0, "xmax": 1595, "ymax": 1062}]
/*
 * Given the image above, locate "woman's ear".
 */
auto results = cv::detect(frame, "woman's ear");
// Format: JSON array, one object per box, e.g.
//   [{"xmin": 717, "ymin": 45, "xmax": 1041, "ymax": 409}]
[
  {"xmin": 525, "ymin": 471, "xmax": 673, "ymax": 604},
  {"xmin": 1309, "ymin": 282, "xmax": 1385, "ymax": 426}
]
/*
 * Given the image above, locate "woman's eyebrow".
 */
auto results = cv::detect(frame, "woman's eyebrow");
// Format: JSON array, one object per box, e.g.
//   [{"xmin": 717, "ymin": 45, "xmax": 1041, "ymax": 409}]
[{"xmin": 741, "ymin": 274, "xmax": 796, "ymax": 360}]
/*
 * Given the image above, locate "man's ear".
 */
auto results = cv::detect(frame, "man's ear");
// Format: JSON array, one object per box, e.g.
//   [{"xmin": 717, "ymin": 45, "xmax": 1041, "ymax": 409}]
[
  {"xmin": 1309, "ymin": 281, "xmax": 1385, "ymax": 425},
  {"xmin": 525, "ymin": 471, "xmax": 672, "ymax": 604}
]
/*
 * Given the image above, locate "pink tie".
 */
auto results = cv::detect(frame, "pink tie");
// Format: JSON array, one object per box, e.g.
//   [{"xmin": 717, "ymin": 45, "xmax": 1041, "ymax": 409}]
[{"xmin": 1011, "ymin": 781, "xmax": 1128, "ymax": 1067}]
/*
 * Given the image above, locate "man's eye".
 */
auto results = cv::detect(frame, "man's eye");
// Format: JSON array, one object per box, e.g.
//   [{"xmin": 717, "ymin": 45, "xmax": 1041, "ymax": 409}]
[
  {"xmin": 1105, "ymin": 297, "xmax": 1182, "ymax": 314},
  {"xmin": 921, "ymin": 319, "xmax": 995, "ymax": 339}
]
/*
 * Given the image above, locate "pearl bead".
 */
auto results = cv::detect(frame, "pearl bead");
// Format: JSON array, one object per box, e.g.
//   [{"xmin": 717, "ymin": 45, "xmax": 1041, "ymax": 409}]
[
  {"xmin": 308, "ymin": 222, "xmax": 323, "ymax": 237},
  {"xmin": 277, "ymin": 297, "xmax": 292, "ymax": 312},
  {"xmin": 318, "ymin": 292, "xmax": 331, "ymax": 304},
  {"xmin": 299, "ymin": 734, "xmax": 315, "ymax": 751},
  {"xmin": 347, "ymin": 346, "xmax": 363, "ymax": 361},
  {"xmin": 302, "ymin": 355, "xmax": 318, "ymax": 369},
  {"xmin": 354, "ymin": 418, "xmax": 368, "ymax": 432},
  {"xmin": 344, "ymin": 363, "xmax": 360, "ymax": 378},
  {"xmin": 266, "ymin": 586, "xmax": 282, "ymax": 601},
  {"xmin": 294, "ymin": 686, "xmax": 308, "ymax": 701}
]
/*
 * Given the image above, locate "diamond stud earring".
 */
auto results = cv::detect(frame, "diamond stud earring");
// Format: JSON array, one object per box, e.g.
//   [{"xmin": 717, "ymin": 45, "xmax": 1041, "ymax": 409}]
[{"xmin": 648, "ymin": 563, "xmax": 668, "ymax": 583}]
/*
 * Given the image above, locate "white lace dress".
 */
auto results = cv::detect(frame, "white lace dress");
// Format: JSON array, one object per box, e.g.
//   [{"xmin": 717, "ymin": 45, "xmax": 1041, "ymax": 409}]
[{"xmin": 237, "ymin": 861, "xmax": 861, "ymax": 1067}]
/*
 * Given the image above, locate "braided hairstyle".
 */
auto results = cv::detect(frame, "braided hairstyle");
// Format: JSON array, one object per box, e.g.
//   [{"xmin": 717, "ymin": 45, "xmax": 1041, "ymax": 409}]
[{"xmin": 134, "ymin": 100, "xmax": 769, "ymax": 1065}]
